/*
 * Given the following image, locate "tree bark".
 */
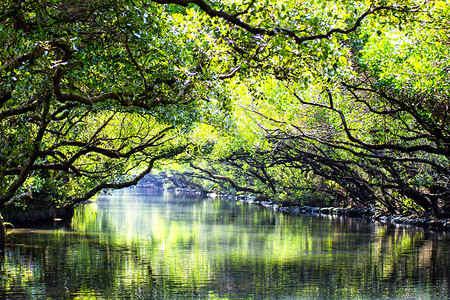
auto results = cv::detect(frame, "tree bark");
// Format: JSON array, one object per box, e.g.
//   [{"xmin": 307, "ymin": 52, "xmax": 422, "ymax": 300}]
[{"xmin": 0, "ymin": 213, "xmax": 6, "ymax": 252}]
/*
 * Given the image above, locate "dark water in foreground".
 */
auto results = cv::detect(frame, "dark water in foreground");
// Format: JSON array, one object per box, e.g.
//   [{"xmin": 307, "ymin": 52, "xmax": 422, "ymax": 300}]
[{"xmin": 1, "ymin": 188, "xmax": 449, "ymax": 299}]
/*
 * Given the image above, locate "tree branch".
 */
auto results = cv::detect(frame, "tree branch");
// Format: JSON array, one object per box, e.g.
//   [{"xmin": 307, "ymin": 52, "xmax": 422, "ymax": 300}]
[
  {"xmin": 153, "ymin": 1, "xmax": 402, "ymax": 45},
  {"xmin": 1, "ymin": 44, "xmax": 45, "ymax": 73},
  {"xmin": 1, "ymin": 94, "xmax": 51, "ymax": 206},
  {"xmin": 190, "ymin": 163, "xmax": 264, "ymax": 194}
]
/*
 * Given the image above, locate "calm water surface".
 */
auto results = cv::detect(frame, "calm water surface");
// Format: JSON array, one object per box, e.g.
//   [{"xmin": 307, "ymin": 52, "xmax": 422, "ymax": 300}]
[{"xmin": 1, "ymin": 188, "xmax": 449, "ymax": 299}]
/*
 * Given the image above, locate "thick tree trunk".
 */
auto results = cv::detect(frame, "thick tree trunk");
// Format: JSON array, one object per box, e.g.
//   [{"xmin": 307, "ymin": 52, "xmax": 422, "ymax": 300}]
[
  {"xmin": 403, "ymin": 187, "xmax": 434, "ymax": 214},
  {"xmin": 0, "ymin": 213, "xmax": 6, "ymax": 252}
]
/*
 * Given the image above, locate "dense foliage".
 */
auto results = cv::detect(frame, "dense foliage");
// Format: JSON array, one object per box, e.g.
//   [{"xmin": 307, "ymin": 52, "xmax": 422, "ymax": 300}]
[
  {"xmin": 0, "ymin": 0, "xmax": 211, "ymax": 208},
  {"xmin": 1, "ymin": 0, "xmax": 449, "ymax": 220},
  {"xmin": 162, "ymin": 0, "xmax": 450, "ymax": 217}
]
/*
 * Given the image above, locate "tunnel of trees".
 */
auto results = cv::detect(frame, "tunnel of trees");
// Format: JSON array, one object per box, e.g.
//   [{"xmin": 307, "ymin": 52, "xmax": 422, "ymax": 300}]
[{"xmin": 0, "ymin": 0, "xmax": 449, "ymax": 236}]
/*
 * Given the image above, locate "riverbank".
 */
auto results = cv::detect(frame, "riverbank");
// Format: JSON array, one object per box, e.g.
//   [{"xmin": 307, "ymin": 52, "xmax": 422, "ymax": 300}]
[
  {"xmin": 234, "ymin": 196, "xmax": 450, "ymax": 232},
  {"xmin": 1, "ymin": 206, "xmax": 74, "ymax": 228}
]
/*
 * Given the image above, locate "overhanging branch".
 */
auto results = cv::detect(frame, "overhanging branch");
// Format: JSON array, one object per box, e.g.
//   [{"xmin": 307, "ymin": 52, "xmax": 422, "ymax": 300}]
[
  {"xmin": 190, "ymin": 163, "xmax": 263, "ymax": 194},
  {"xmin": 153, "ymin": 1, "xmax": 405, "ymax": 44}
]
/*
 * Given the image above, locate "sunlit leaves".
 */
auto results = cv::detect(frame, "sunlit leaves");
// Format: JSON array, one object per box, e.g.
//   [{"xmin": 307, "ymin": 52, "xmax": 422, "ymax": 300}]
[{"xmin": 1, "ymin": 0, "xmax": 449, "ymax": 214}]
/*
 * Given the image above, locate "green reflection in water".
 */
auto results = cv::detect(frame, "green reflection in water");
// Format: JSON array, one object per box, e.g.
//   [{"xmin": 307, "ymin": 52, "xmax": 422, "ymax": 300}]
[{"xmin": 1, "ymin": 187, "xmax": 449, "ymax": 299}]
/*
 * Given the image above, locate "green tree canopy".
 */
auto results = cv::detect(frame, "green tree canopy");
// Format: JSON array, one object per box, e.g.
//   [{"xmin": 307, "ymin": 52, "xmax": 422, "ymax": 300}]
[{"xmin": 1, "ymin": 0, "xmax": 448, "ymax": 219}]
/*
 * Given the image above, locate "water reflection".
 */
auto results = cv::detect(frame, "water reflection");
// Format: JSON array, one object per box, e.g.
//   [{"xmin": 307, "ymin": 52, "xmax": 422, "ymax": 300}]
[{"xmin": 1, "ymin": 188, "xmax": 449, "ymax": 299}]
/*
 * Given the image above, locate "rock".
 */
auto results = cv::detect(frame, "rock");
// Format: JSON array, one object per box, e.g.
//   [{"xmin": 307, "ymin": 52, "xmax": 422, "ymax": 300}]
[
  {"xmin": 311, "ymin": 207, "xmax": 320, "ymax": 213},
  {"xmin": 239, "ymin": 198, "xmax": 450, "ymax": 232},
  {"xmin": 319, "ymin": 207, "xmax": 331, "ymax": 214}
]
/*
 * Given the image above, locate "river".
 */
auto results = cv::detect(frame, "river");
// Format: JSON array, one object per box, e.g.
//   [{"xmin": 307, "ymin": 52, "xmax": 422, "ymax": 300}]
[{"xmin": 1, "ymin": 187, "xmax": 449, "ymax": 299}]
